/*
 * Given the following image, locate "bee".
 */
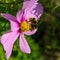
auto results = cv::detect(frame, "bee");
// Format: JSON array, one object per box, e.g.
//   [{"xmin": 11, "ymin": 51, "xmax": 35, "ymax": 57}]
[{"xmin": 29, "ymin": 18, "xmax": 38, "ymax": 30}]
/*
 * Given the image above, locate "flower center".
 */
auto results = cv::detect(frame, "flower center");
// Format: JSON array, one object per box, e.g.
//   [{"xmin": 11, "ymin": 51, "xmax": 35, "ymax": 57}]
[{"xmin": 20, "ymin": 21, "xmax": 30, "ymax": 32}]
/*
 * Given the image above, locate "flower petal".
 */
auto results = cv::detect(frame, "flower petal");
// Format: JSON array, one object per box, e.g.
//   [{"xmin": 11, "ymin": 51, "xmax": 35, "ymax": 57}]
[
  {"xmin": 10, "ymin": 21, "xmax": 19, "ymax": 32},
  {"xmin": 20, "ymin": 33, "xmax": 31, "ymax": 53},
  {"xmin": 16, "ymin": 10, "xmax": 24, "ymax": 23},
  {"xmin": 24, "ymin": 29, "xmax": 37, "ymax": 35},
  {"xmin": 23, "ymin": 0, "xmax": 38, "ymax": 9},
  {"xmin": 24, "ymin": 2, "xmax": 43, "ymax": 20},
  {"xmin": 1, "ymin": 32, "xmax": 19, "ymax": 60},
  {"xmin": 31, "ymin": 4, "xmax": 43, "ymax": 19},
  {"xmin": 24, "ymin": 0, "xmax": 38, "ymax": 1},
  {"xmin": 1, "ymin": 13, "xmax": 19, "ymax": 31},
  {"xmin": 1, "ymin": 13, "xmax": 17, "ymax": 22}
]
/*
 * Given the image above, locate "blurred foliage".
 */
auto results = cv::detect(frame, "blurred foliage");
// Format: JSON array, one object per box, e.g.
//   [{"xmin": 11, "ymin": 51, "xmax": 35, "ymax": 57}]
[{"xmin": 0, "ymin": 0, "xmax": 60, "ymax": 60}]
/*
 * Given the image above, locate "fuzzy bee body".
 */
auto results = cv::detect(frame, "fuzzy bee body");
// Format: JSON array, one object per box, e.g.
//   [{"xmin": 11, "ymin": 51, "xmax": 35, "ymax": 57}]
[{"xmin": 29, "ymin": 18, "xmax": 38, "ymax": 30}]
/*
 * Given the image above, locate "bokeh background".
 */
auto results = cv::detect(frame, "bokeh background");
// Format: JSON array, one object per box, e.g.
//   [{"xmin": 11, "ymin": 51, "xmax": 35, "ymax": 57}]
[{"xmin": 0, "ymin": 0, "xmax": 60, "ymax": 60}]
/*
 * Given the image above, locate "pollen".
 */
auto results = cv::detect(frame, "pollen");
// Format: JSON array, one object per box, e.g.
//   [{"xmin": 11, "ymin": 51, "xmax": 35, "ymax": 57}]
[{"xmin": 20, "ymin": 21, "xmax": 30, "ymax": 32}]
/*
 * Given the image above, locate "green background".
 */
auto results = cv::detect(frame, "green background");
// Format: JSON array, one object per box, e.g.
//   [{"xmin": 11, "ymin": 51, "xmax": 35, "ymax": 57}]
[{"xmin": 0, "ymin": 0, "xmax": 60, "ymax": 60}]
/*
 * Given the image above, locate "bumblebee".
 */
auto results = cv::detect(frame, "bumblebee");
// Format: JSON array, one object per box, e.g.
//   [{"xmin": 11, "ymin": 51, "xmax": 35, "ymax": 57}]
[{"xmin": 29, "ymin": 18, "xmax": 38, "ymax": 30}]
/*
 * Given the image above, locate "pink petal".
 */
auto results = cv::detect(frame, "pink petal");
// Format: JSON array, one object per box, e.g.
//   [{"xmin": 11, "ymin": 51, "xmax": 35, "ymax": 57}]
[
  {"xmin": 10, "ymin": 21, "xmax": 19, "ymax": 32},
  {"xmin": 20, "ymin": 33, "xmax": 31, "ymax": 53},
  {"xmin": 22, "ymin": 0, "xmax": 38, "ymax": 9},
  {"xmin": 1, "ymin": 13, "xmax": 19, "ymax": 31},
  {"xmin": 1, "ymin": 13, "xmax": 17, "ymax": 23},
  {"xmin": 1, "ymin": 32, "xmax": 19, "ymax": 60},
  {"xmin": 23, "ymin": 2, "xmax": 43, "ymax": 20},
  {"xmin": 16, "ymin": 10, "xmax": 24, "ymax": 23},
  {"xmin": 22, "ymin": 0, "xmax": 30, "ymax": 9},
  {"xmin": 24, "ymin": 29, "xmax": 37, "ymax": 35},
  {"xmin": 24, "ymin": 0, "xmax": 38, "ymax": 1}
]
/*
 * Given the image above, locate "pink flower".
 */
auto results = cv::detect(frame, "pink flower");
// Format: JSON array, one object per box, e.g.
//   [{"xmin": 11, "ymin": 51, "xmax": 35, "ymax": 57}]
[{"xmin": 1, "ymin": 0, "xmax": 43, "ymax": 60}]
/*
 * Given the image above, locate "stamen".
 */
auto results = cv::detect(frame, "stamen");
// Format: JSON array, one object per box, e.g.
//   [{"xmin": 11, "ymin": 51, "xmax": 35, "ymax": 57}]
[{"xmin": 20, "ymin": 21, "xmax": 30, "ymax": 32}]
